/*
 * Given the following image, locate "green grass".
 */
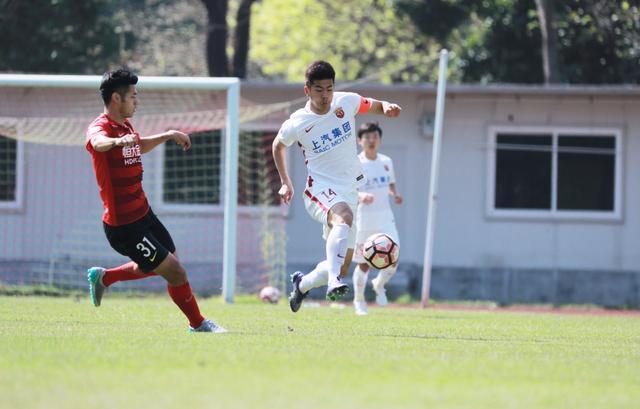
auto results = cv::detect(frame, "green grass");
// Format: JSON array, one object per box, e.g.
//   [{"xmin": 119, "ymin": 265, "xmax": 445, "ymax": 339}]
[{"xmin": 1, "ymin": 296, "xmax": 639, "ymax": 409}]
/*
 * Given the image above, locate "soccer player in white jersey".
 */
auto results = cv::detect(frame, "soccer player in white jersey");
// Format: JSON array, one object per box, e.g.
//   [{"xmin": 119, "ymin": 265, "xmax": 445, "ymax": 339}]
[
  {"xmin": 352, "ymin": 122, "xmax": 403, "ymax": 315},
  {"xmin": 272, "ymin": 60, "xmax": 401, "ymax": 312}
]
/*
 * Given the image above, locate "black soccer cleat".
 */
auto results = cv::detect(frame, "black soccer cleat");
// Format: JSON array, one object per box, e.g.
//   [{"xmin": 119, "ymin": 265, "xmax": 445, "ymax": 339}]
[
  {"xmin": 289, "ymin": 271, "xmax": 308, "ymax": 313},
  {"xmin": 326, "ymin": 276, "xmax": 349, "ymax": 301}
]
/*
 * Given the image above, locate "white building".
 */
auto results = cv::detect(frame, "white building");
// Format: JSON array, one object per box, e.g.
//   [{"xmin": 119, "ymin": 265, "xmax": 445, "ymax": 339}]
[{"xmin": 1, "ymin": 81, "xmax": 639, "ymax": 306}]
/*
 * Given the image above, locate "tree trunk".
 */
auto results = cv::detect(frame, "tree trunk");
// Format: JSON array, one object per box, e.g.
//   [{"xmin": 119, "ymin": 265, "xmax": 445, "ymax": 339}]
[
  {"xmin": 535, "ymin": 0, "xmax": 560, "ymax": 83},
  {"xmin": 202, "ymin": 0, "xmax": 229, "ymax": 77},
  {"xmin": 232, "ymin": 0, "xmax": 257, "ymax": 79}
]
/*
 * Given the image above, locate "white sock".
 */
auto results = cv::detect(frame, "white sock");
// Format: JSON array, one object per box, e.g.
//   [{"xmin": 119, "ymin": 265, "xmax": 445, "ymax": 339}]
[
  {"xmin": 353, "ymin": 265, "xmax": 368, "ymax": 302},
  {"xmin": 375, "ymin": 264, "xmax": 397, "ymax": 288},
  {"xmin": 326, "ymin": 223, "xmax": 349, "ymax": 281},
  {"xmin": 299, "ymin": 260, "xmax": 329, "ymax": 293}
]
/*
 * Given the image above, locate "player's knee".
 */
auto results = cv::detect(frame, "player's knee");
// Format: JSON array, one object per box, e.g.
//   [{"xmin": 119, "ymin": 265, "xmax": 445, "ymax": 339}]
[
  {"xmin": 329, "ymin": 204, "xmax": 353, "ymax": 227},
  {"xmin": 334, "ymin": 209, "xmax": 353, "ymax": 226},
  {"xmin": 172, "ymin": 264, "xmax": 188, "ymax": 285},
  {"xmin": 162, "ymin": 257, "xmax": 187, "ymax": 286},
  {"xmin": 359, "ymin": 263, "xmax": 369, "ymax": 273}
]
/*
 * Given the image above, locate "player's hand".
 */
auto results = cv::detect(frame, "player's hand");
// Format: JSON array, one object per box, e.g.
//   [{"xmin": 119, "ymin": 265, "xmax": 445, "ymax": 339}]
[
  {"xmin": 360, "ymin": 193, "xmax": 374, "ymax": 204},
  {"xmin": 393, "ymin": 194, "xmax": 403, "ymax": 205},
  {"xmin": 115, "ymin": 134, "xmax": 138, "ymax": 148},
  {"xmin": 382, "ymin": 102, "xmax": 402, "ymax": 118},
  {"xmin": 278, "ymin": 182, "xmax": 294, "ymax": 204},
  {"xmin": 168, "ymin": 130, "xmax": 191, "ymax": 151}
]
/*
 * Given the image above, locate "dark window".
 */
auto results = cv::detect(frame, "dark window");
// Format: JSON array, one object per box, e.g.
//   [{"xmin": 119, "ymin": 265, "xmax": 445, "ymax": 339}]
[
  {"xmin": 0, "ymin": 135, "xmax": 17, "ymax": 202},
  {"xmin": 163, "ymin": 130, "xmax": 221, "ymax": 205},
  {"xmin": 557, "ymin": 135, "xmax": 615, "ymax": 211},
  {"xmin": 495, "ymin": 134, "xmax": 552, "ymax": 209}
]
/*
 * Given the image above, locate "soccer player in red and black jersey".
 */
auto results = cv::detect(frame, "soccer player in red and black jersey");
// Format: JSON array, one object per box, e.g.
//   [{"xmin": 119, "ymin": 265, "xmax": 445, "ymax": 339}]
[{"xmin": 86, "ymin": 68, "xmax": 226, "ymax": 333}]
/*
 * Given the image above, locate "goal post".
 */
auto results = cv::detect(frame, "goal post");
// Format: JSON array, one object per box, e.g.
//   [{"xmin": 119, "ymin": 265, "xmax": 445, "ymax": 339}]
[
  {"xmin": 421, "ymin": 49, "xmax": 449, "ymax": 308},
  {"xmin": 0, "ymin": 74, "xmax": 241, "ymax": 303}
]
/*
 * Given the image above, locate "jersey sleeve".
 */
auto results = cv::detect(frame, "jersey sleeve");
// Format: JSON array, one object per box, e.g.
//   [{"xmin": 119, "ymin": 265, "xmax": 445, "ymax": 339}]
[
  {"xmin": 386, "ymin": 157, "xmax": 396, "ymax": 184},
  {"xmin": 86, "ymin": 121, "xmax": 109, "ymax": 152},
  {"xmin": 274, "ymin": 119, "xmax": 298, "ymax": 147},
  {"xmin": 341, "ymin": 92, "xmax": 372, "ymax": 116}
]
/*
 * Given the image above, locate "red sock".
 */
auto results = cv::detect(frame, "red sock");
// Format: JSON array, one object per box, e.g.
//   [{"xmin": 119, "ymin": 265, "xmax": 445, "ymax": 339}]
[
  {"xmin": 102, "ymin": 261, "xmax": 158, "ymax": 287},
  {"xmin": 167, "ymin": 282, "xmax": 205, "ymax": 329}
]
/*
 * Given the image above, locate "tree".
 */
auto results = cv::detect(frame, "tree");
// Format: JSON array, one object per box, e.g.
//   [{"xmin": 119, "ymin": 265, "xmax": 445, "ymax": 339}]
[
  {"xmin": 232, "ymin": 0, "xmax": 258, "ymax": 78},
  {"xmin": 202, "ymin": 0, "xmax": 230, "ymax": 76},
  {"xmin": 397, "ymin": 0, "xmax": 544, "ymax": 83},
  {"xmin": 201, "ymin": 0, "xmax": 259, "ymax": 78},
  {"xmin": 535, "ymin": 0, "xmax": 560, "ymax": 83},
  {"xmin": 397, "ymin": 0, "xmax": 640, "ymax": 84},
  {"xmin": 123, "ymin": 0, "xmax": 208, "ymax": 76},
  {"xmin": 0, "ymin": 0, "xmax": 128, "ymax": 73},
  {"xmin": 250, "ymin": 0, "xmax": 436, "ymax": 83}
]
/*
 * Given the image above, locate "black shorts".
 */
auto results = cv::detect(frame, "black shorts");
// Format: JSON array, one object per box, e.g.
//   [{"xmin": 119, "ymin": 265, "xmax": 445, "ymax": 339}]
[{"xmin": 103, "ymin": 209, "xmax": 176, "ymax": 273}]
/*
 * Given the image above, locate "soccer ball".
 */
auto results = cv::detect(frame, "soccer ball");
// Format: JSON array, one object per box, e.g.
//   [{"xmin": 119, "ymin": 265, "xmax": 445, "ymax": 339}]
[
  {"xmin": 363, "ymin": 233, "xmax": 399, "ymax": 269},
  {"xmin": 259, "ymin": 286, "xmax": 281, "ymax": 304}
]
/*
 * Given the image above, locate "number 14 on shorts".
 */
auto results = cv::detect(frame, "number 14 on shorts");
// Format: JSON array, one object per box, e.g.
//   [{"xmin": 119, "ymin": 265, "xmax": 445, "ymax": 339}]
[{"xmin": 320, "ymin": 188, "xmax": 337, "ymax": 203}]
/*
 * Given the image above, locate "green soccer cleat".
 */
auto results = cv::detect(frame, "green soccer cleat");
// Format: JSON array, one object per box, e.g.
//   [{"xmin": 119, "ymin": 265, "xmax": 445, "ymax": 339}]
[{"xmin": 87, "ymin": 267, "xmax": 106, "ymax": 307}]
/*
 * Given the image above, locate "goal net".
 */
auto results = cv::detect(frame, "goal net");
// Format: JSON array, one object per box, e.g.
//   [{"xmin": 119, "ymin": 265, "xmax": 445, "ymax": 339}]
[{"xmin": 0, "ymin": 75, "xmax": 289, "ymax": 301}]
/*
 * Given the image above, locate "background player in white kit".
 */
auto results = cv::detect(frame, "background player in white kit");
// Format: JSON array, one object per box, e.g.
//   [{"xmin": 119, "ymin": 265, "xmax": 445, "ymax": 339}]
[
  {"xmin": 352, "ymin": 122, "xmax": 403, "ymax": 315},
  {"xmin": 272, "ymin": 60, "xmax": 401, "ymax": 312}
]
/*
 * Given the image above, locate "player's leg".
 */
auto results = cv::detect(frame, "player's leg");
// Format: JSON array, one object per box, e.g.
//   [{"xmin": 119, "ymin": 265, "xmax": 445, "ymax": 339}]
[
  {"xmin": 289, "ymin": 260, "xmax": 329, "ymax": 312},
  {"xmin": 289, "ymin": 247, "xmax": 354, "ymax": 312},
  {"xmin": 371, "ymin": 225, "xmax": 400, "ymax": 307},
  {"xmin": 352, "ymin": 263, "xmax": 369, "ymax": 315},
  {"xmin": 89, "ymin": 219, "xmax": 161, "ymax": 307},
  {"xmin": 325, "ymin": 202, "xmax": 353, "ymax": 300},
  {"xmin": 146, "ymin": 212, "xmax": 226, "ymax": 333},
  {"xmin": 351, "ymin": 227, "xmax": 372, "ymax": 315}
]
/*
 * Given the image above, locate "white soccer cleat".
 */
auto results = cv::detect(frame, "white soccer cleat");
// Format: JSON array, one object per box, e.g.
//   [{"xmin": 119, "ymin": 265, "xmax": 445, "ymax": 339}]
[
  {"xmin": 371, "ymin": 277, "xmax": 388, "ymax": 306},
  {"xmin": 353, "ymin": 300, "xmax": 368, "ymax": 316},
  {"xmin": 326, "ymin": 276, "xmax": 349, "ymax": 301},
  {"xmin": 189, "ymin": 319, "xmax": 228, "ymax": 333}
]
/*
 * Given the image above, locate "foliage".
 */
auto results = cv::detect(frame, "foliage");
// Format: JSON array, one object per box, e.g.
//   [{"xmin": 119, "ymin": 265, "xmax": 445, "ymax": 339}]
[
  {"xmin": 250, "ymin": 0, "xmax": 439, "ymax": 83},
  {"xmin": 123, "ymin": 0, "xmax": 209, "ymax": 76},
  {"xmin": 0, "ymin": 0, "xmax": 127, "ymax": 74},
  {"xmin": 397, "ymin": 0, "xmax": 640, "ymax": 83}
]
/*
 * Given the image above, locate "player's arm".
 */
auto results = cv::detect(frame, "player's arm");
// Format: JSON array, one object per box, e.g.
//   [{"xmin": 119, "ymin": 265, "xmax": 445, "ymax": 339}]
[
  {"xmin": 358, "ymin": 192, "xmax": 374, "ymax": 204},
  {"xmin": 272, "ymin": 139, "xmax": 294, "ymax": 204},
  {"xmin": 139, "ymin": 130, "xmax": 191, "ymax": 154},
  {"xmin": 368, "ymin": 98, "xmax": 402, "ymax": 118},
  {"xmin": 90, "ymin": 132, "xmax": 137, "ymax": 152},
  {"xmin": 389, "ymin": 183, "xmax": 403, "ymax": 204}
]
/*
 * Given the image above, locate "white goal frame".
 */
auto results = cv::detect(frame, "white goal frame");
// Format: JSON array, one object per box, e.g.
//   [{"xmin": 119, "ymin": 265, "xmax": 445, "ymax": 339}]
[
  {"xmin": 421, "ymin": 50, "xmax": 449, "ymax": 308},
  {"xmin": 0, "ymin": 74, "xmax": 241, "ymax": 303}
]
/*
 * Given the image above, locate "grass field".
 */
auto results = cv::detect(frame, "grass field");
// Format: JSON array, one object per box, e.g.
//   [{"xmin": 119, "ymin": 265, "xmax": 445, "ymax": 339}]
[{"xmin": 1, "ymin": 296, "xmax": 639, "ymax": 409}]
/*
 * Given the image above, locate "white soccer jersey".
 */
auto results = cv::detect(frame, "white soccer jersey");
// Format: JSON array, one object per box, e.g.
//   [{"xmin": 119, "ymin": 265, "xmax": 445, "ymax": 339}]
[
  {"xmin": 356, "ymin": 152, "xmax": 397, "ymax": 229},
  {"xmin": 276, "ymin": 92, "xmax": 371, "ymax": 191}
]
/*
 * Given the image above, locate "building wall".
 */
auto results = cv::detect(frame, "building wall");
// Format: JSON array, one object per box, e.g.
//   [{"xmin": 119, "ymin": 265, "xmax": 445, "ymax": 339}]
[
  {"xmin": 1, "ymin": 83, "xmax": 639, "ymax": 302},
  {"xmin": 275, "ymin": 87, "xmax": 640, "ymax": 274}
]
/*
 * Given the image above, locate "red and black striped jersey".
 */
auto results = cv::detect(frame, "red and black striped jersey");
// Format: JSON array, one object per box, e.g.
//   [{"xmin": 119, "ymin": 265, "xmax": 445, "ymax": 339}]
[{"xmin": 86, "ymin": 113, "xmax": 149, "ymax": 226}]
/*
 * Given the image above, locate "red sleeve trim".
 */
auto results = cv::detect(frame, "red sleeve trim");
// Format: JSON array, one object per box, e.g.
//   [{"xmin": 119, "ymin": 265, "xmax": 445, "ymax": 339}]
[{"xmin": 357, "ymin": 97, "xmax": 372, "ymax": 114}]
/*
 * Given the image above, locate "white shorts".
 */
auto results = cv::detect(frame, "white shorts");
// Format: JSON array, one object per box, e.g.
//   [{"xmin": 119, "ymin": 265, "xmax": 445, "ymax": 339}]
[
  {"xmin": 353, "ymin": 223, "xmax": 399, "ymax": 264},
  {"xmin": 303, "ymin": 181, "xmax": 358, "ymax": 248}
]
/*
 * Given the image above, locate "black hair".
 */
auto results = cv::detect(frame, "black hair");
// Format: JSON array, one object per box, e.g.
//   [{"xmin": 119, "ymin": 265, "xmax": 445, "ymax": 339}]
[
  {"xmin": 99, "ymin": 68, "xmax": 138, "ymax": 105},
  {"xmin": 305, "ymin": 60, "xmax": 335, "ymax": 86},
  {"xmin": 358, "ymin": 122, "xmax": 383, "ymax": 139}
]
